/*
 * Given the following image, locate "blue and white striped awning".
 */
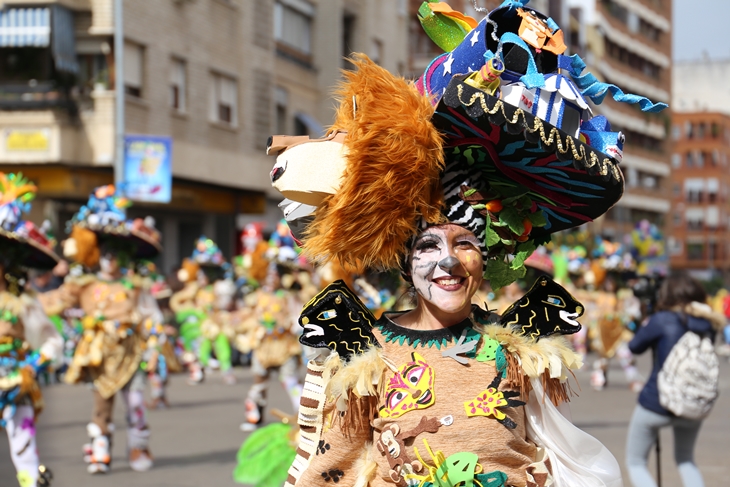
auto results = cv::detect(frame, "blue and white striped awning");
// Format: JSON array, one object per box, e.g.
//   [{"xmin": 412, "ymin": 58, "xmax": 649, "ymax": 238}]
[{"xmin": 0, "ymin": 8, "xmax": 51, "ymax": 48}]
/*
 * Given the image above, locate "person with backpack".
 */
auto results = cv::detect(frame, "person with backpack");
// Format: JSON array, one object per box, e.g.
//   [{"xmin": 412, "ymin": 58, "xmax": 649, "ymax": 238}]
[{"xmin": 625, "ymin": 274, "xmax": 724, "ymax": 487}]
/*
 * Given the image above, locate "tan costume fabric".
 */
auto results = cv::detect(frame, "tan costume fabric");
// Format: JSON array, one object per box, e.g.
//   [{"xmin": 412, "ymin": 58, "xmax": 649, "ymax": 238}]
[{"xmin": 294, "ymin": 315, "xmax": 557, "ymax": 487}]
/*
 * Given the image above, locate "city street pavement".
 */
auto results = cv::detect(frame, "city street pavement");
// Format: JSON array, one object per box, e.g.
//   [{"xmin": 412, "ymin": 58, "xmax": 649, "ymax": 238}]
[{"xmin": 2, "ymin": 353, "xmax": 729, "ymax": 487}]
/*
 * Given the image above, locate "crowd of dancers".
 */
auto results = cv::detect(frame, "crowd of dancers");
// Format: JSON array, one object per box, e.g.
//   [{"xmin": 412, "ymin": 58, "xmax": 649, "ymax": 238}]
[{"xmin": 0, "ymin": 174, "xmax": 404, "ymax": 484}]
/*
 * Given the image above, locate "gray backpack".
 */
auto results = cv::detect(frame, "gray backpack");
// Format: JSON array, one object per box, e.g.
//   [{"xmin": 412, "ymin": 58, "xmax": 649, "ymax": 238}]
[{"xmin": 657, "ymin": 318, "xmax": 719, "ymax": 419}]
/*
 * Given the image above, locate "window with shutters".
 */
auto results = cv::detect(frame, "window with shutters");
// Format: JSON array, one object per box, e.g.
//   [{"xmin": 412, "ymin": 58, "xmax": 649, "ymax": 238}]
[
  {"xmin": 274, "ymin": 0, "xmax": 314, "ymax": 65},
  {"xmin": 170, "ymin": 58, "xmax": 186, "ymax": 112},
  {"xmin": 210, "ymin": 72, "xmax": 238, "ymax": 126},
  {"xmin": 124, "ymin": 41, "xmax": 144, "ymax": 98}
]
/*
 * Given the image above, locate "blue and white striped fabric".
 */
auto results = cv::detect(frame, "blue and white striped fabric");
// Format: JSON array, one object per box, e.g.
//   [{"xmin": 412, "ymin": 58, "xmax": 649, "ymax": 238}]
[{"xmin": 0, "ymin": 8, "xmax": 51, "ymax": 48}]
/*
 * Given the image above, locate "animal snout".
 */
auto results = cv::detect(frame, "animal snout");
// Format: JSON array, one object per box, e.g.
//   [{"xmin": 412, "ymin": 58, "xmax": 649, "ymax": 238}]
[{"xmin": 266, "ymin": 135, "xmax": 312, "ymax": 155}]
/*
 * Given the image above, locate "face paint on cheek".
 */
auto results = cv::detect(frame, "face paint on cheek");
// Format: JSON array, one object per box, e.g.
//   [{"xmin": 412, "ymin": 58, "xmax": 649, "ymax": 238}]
[
  {"xmin": 411, "ymin": 243, "xmax": 443, "ymax": 302},
  {"xmin": 412, "ymin": 260, "xmax": 437, "ymax": 301}
]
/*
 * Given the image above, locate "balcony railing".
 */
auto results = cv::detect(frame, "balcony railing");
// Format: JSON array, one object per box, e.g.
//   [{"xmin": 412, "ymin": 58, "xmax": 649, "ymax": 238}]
[{"xmin": 0, "ymin": 82, "xmax": 75, "ymax": 111}]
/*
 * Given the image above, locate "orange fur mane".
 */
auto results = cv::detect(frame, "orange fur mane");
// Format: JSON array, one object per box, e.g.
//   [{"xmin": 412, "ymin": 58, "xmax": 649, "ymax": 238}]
[{"xmin": 302, "ymin": 55, "xmax": 445, "ymax": 270}]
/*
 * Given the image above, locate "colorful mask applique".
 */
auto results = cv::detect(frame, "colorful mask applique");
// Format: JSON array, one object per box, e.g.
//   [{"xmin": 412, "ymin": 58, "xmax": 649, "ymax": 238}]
[
  {"xmin": 464, "ymin": 374, "xmax": 525, "ymax": 429},
  {"xmin": 500, "ymin": 276, "xmax": 583, "ymax": 340},
  {"xmin": 379, "ymin": 352, "xmax": 435, "ymax": 419},
  {"xmin": 299, "ymin": 280, "xmax": 379, "ymax": 358},
  {"xmin": 407, "ymin": 439, "xmax": 507, "ymax": 487}
]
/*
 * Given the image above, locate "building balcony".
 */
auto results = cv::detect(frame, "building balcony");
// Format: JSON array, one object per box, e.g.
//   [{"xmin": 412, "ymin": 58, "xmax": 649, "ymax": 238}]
[
  {"xmin": 0, "ymin": 83, "xmax": 76, "ymax": 111},
  {"xmin": 0, "ymin": 88, "xmax": 114, "ymax": 165}
]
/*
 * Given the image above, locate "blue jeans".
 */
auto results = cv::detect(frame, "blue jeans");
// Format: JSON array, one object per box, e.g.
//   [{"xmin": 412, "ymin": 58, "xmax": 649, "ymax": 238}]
[{"xmin": 625, "ymin": 404, "xmax": 704, "ymax": 487}]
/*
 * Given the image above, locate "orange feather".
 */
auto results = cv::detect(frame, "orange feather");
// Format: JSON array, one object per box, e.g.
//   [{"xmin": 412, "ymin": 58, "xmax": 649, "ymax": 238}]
[{"xmin": 301, "ymin": 54, "xmax": 445, "ymax": 270}]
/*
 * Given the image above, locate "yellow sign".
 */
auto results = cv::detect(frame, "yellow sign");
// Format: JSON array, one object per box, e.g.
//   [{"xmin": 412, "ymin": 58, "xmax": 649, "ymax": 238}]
[{"xmin": 5, "ymin": 129, "xmax": 50, "ymax": 151}]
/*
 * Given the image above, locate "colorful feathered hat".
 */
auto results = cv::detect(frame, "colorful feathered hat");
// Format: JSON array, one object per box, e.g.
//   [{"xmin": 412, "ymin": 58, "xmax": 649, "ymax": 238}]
[
  {"xmin": 0, "ymin": 173, "xmax": 59, "ymax": 270},
  {"xmin": 266, "ymin": 0, "xmax": 666, "ymax": 289},
  {"xmin": 69, "ymin": 185, "xmax": 161, "ymax": 259}
]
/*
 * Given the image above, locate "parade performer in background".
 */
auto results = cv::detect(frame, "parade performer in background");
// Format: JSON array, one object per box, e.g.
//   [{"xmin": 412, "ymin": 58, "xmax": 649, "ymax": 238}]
[
  {"xmin": 588, "ymin": 278, "xmax": 643, "ymax": 392},
  {"xmin": 233, "ymin": 222, "xmax": 269, "ymax": 292},
  {"xmin": 141, "ymin": 262, "xmax": 181, "ymax": 408},
  {"xmin": 192, "ymin": 236, "xmax": 237, "ymax": 385},
  {"xmin": 240, "ymin": 263, "xmax": 303, "ymax": 432},
  {"xmin": 170, "ymin": 257, "xmax": 206, "ymax": 384},
  {"xmin": 0, "ymin": 173, "xmax": 62, "ymax": 487},
  {"xmin": 258, "ymin": 1, "xmax": 667, "ymax": 484},
  {"xmin": 48, "ymin": 185, "xmax": 163, "ymax": 474}
]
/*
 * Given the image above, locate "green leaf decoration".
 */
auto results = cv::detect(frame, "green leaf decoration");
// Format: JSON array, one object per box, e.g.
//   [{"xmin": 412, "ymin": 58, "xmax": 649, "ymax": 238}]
[
  {"xmin": 485, "ymin": 220, "xmax": 501, "ymax": 247},
  {"xmin": 233, "ymin": 423, "xmax": 296, "ymax": 487},
  {"xmin": 499, "ymin": 238, "xmax": 516, "ymax": 247},
  {"xmin": 510, "ymin": 240, "xmax": 537, "ymax": 270},
  {"xmin": 464, "ymin": 148, "xmax": 475, "ymax": 165},
  {"xmin": 527, "ymin": 210, "xmax": 547, "ymax": 227},
  {"xmin": 498, "ymin": 206, "xmax": 524, "ymax": 235},
  {"xmin": 485, "ymin": 258, "xmax": 526, "ymax": 291}
]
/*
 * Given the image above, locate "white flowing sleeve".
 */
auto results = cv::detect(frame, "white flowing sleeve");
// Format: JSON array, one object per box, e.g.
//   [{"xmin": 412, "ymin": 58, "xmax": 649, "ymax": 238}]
[
  {"xmin": 525, "ymin": 379, "xmax": 624, "ymax": 487},
  {"xmin": 21, "ymin": 296, "xmax": 64, "ymax": 363}
]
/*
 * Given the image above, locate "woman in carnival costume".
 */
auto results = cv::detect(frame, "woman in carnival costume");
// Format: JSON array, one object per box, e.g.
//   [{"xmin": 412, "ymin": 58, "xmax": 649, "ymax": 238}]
[
  {"xmin": 255, "ymin": 1, "xmax": 668, "ymax": 486},
  {"xmin": 47, "ymin": 185, "xmax": 163, "ymax": 474},
  {"xmin": 0, "ymin": 173, "xmax": 62, "ymax": 487}
]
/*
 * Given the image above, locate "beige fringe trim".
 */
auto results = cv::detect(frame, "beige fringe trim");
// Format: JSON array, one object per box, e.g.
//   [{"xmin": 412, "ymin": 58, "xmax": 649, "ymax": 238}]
[
  {"xmin": 480, "ymin": 324, "xmax": 582, "ymax": 405},
  {"xmin": 323, "ymin": 347, "xmax": 388, "ymax": 437}
]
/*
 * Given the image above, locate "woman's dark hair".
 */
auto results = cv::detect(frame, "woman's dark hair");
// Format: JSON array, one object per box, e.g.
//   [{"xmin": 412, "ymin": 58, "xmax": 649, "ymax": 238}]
[{"xmin": 655, "ymin": 273, "xmax": 707, "ymax": 311}]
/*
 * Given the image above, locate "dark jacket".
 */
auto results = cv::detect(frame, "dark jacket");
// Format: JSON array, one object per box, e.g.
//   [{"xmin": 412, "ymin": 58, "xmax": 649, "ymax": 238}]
[{"xmin": 629, "ymin": 303, "xmax": 722, "ymax": 416}]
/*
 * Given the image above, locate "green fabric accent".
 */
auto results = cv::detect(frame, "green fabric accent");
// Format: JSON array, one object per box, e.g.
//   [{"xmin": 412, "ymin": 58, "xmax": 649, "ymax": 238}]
[
  {"xmin": 214, "ymin": 333, "xmax": 232, "ymax": 372},
  {"xmin": 199, "ymin": 337, "xmax": 212, "ymax": 367},
  {"xmin": 495, "ymin": 345, "xmax": 507, "ymax": 378},
  {"xmin": 49, "ymin": 315, "xmax": 65, "ymax": 335},
  {"xmin": 178, "ymin": 310, "xmax": 205, "ymax": 351},
  {"xmin": 475, "ymin": 470, "xmax": 508, "ymax": 487},
  {"xmin": 464, "ymin": 328, "xmax": 481, "ymax": 359},
  {"xmin": 233, "ymin": 423, "xmax": 296, "ymax": 487},
  {"xmin": 0, "ymin": 309, "xmax": 18, "ymax": 324},
  {"xmin": 0, "ymin": 338, "xmax": 22, "ymax": 354},
  {"xmin": 476, "ymin": 337, "xmax": 500, "ymax": 363},
  {"xmin": 375, "ymin": 317, "xmax": 479, "ymax": 351}
]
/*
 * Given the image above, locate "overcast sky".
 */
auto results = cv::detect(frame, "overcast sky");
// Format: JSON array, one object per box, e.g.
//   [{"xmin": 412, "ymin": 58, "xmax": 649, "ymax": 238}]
[{"xmin": 673, "ymin": 0, "xmax": 729, "ymax": 60}]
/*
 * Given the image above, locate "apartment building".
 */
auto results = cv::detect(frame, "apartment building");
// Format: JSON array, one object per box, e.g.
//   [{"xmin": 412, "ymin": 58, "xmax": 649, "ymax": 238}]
[
  {"xmin": 670, "ymin": 59, "xmax": 730, "ymax": 280},
  {"xmin": 0, "ymin": 0, "xmax": 409, "ymax": 271},
  {"xmin": 668, "ymin": 111, "xmax": 730, "ymax": 279},
  {"xmin": 565, "ymin": 0, "xmax": 672, "ymax": 239}
]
